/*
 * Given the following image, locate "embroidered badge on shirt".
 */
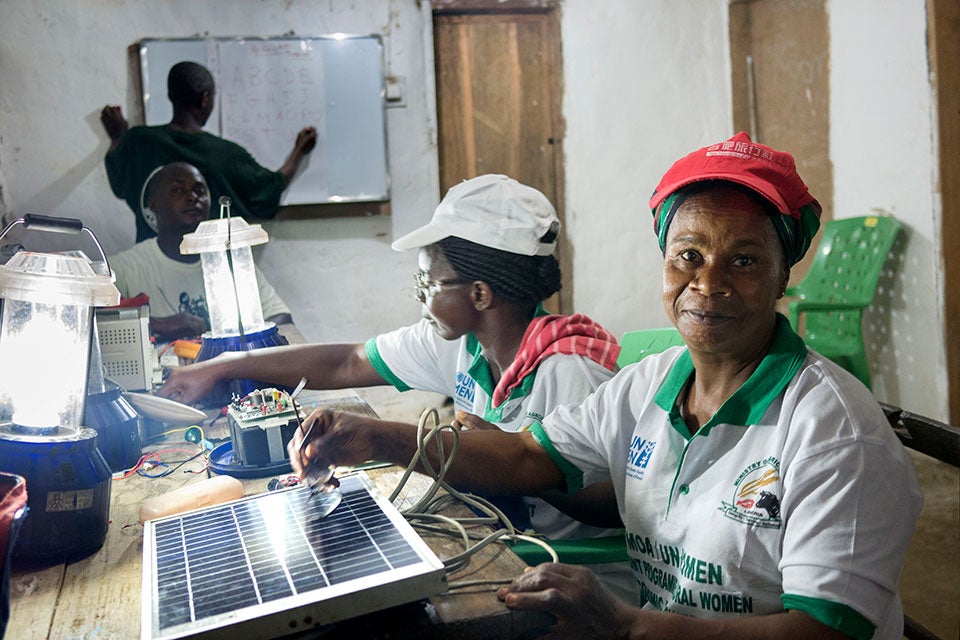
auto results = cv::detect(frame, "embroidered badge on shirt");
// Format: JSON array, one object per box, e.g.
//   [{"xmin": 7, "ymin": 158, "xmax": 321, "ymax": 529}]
[{"xmin": 719, "ymin": 457, "xmax": 782, "ymax": 529}]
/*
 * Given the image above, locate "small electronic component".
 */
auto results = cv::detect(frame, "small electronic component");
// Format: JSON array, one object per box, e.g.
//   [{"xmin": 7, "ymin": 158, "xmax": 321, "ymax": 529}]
[{"xmin": 226, "ymin": 388, "xmax": 302, "ymax": 467}]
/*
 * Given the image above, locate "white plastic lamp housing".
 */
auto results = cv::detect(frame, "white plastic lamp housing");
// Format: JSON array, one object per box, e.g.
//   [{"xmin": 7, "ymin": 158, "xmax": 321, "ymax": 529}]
[
  {"xmin": 180, "ymin": 217, "xmax": 269, "ymax": 337},
  {"xmin": 0, "ymin": 251, "xmax": 120, "ymax": 431}
]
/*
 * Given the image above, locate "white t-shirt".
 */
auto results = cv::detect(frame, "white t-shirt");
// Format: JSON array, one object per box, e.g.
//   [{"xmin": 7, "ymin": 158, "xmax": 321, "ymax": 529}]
[
  {"xmin": 109, "ymin": 238, "xmax": 289, "ymax": 324},
  {"xmin": 531, "ymin": 316, "xmax": 922, "ymax": 639}
]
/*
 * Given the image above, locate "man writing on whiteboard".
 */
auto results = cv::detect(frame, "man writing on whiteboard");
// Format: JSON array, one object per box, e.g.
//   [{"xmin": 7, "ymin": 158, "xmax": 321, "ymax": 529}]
[{"xmin": 101, "ymin": 60, "xmax": 317, "ymax": 243}]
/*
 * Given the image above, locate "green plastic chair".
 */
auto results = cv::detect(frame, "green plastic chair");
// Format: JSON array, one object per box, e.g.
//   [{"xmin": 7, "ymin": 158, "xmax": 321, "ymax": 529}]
[
  {"xmin": 617, "ymin": 327, "xmax": 685, "ymax": 368},
  {"xmin": 510, "ymin": 328, "xmax": 684, "ymax": 567},
  {"xmin": 785, "ymin": 215, "xmax": 902, "ymax": 390}
]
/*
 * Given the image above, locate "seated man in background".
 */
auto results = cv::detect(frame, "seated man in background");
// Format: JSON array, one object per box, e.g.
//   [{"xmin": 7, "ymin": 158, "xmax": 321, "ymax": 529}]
[
  {"xmin": 109, "ymin": 162, "xmax": 292, "ymax": 342},
  {"xmin": 101, "ymin": 60, "xmax": 317, "ymax": 242}
]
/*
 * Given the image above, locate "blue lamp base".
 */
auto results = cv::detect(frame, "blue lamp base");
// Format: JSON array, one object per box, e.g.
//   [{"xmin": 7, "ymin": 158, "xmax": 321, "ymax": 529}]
[
  {"xmin": 84, "ymin": 379, "xmax": 141, "ymax": 472},
  {"xmin": 194, "ymin": 324, "xmax": 290, "ymax": 407},
  {"xmin": 0, "ymin": 426, "xmax": 111, "ymax": 563}
]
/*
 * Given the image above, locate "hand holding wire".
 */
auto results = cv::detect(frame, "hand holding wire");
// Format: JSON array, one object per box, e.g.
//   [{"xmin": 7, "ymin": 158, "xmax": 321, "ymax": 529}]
[
  {"xmin": 288, "ymin": 378, "xmax": 337, "ymax": 493},
  {"xmin": 289, "ymin": 408, "xmax": 379, "ymax": 476},
  {"xmin": 286, "ymin": 378, "xmax": 341, "ymax": 518}
]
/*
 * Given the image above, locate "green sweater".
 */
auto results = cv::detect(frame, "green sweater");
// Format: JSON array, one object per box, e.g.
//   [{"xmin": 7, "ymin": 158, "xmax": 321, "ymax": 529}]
[{"xmin": 104, "ymin": 125, "xmax": 286, "ymax": 242}]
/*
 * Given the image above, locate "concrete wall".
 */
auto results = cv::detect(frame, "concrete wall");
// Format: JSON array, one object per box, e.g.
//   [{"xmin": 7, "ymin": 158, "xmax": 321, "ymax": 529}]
[
  {"xmin": 828, "ymin": 0, "xmax": 946, "ymax": 412},
  {"xmin": 0, "ymin": 0, "xmax": 947, "ymax": 419},
  {"xmin": 560, "ymin": 0, "xmax": 732, "ymax": 336}
]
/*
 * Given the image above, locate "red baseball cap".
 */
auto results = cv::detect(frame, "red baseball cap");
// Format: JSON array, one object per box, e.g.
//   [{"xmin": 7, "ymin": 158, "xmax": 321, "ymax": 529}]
[{"xmin": 649, "ymin": 131, "xmax": 820, "ymax": 220}]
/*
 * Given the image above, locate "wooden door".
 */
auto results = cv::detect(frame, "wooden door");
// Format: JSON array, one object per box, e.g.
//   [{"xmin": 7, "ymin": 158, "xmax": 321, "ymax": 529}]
[
  {"xmin": 433, "ymin": 4, "xmax": 565, "ymax": 311},
  {"xmin": 930, "ymin": 0, "xmax": 960, "ymax": 424},
  {"xmin": 729, "ymin": 0, "xmax": 831, "ymax": 283}
]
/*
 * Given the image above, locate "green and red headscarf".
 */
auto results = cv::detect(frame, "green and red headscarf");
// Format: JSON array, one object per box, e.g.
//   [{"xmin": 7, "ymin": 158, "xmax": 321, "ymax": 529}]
[{"xmin": 649, "ymin": 132, "xmax": 822, "ymax": 266}]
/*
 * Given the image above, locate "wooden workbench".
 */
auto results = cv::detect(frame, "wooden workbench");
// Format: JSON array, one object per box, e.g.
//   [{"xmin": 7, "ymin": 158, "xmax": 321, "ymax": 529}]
[{"xmin": 7, "ymin": 389, "xmax": 553, "ymax": 639}]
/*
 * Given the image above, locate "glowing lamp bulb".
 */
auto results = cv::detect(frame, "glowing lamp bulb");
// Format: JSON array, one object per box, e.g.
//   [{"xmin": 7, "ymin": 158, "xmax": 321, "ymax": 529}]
[
  {"xmin": 181, "ymin": 216, "xmax": 269, "ymax": 338},
  {"xmin": 0, "ymin": 249, "xmax": 119, "ymax": 433}
]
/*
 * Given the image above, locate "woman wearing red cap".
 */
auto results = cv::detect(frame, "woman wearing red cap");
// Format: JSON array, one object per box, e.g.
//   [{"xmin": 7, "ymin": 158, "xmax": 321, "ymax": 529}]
[{"xmin": 289, "ymin": 135, "xmax": 921, "ymax": 639}]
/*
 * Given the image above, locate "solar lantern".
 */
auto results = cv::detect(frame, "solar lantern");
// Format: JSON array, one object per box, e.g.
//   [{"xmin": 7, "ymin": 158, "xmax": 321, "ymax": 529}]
[
  {"xmin": 0, "ymin": 214, "xmax": 120, "ymax": 561},
  {"xmin": 179, "ymin": 198, "xmax": 287, "ymax": 404}
]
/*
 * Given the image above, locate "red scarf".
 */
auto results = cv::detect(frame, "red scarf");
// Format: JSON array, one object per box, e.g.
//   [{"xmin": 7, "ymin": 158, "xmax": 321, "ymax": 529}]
[{"xmin": 492, "ymin": 313, "xmax": 620, "ymax": 407}]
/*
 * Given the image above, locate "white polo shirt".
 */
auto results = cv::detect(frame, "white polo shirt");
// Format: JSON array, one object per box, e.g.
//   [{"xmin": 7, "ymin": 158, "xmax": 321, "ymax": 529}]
[
  {"xmin": 367, "ymin": 317, "xmax": 618, "ymax": 540},
  {"xmin": 531, "ymin": 316, "xmax": 922, "ymax": 639}
]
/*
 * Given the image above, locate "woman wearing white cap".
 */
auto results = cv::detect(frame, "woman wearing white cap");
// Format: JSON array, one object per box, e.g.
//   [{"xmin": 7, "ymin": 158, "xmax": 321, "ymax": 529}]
[
  {"xmin": 287, "ymin": 135, "xmax": 921, "ymax": 639},
  {"xmin": 159, "ymin": 174, "xmax": 637, "ymax": 599}
]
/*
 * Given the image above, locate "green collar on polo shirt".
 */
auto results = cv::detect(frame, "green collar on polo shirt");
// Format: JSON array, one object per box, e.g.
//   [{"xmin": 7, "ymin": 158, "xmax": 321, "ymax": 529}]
[
  {"xmin": 654, "ymin": 313, "xmax": 807, "ymax": 436},
  {"xmin": 464, "ymin": 332, "xmax": 537, "ymax": 422},
  {"xmin": 467, "ymin": 304, "xmax": 549, "ymax": 422}
]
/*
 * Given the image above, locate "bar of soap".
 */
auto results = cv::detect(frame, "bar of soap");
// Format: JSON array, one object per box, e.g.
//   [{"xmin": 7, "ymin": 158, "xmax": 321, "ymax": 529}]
[{"xmin": 139, "ymin": 475, "xmax": 244, "ymax": 524}]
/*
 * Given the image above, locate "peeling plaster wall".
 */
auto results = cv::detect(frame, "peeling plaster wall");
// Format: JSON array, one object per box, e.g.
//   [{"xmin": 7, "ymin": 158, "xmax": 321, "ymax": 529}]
[{"xmin": 828, "ymin": 0, "xmax": 946, "ymax": 417}]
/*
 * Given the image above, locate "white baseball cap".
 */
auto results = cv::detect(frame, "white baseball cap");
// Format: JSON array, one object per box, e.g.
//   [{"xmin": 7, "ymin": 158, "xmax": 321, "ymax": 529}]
[{"xmin": 391, "ymin": 174, "xmax": 559, "ymax": 256}]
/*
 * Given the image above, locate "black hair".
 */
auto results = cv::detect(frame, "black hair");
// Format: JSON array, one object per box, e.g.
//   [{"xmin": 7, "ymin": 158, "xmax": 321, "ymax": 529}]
[
  {"xmin": 143, "ymin": 162, "xmax": 204, "ymax": 208},
  {"xmin": 167, "ymin": 61, "xmax": 215, "ymax": 108},
  {"xmin": 143, "ymin": 167, "xmax": 166, "ymax": 207},
  {"xmin": 433, "ymin": 236, "xmax": 561, "ymax": 318},
  {"xmin": 143, "ymin": 163, "xmax": 173, "ymax": 203}
]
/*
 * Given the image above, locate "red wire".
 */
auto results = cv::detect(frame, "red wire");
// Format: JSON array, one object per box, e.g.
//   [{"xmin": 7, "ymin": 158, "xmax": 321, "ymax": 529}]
[{"xmin": 112, "ymin": 446, "xmax": 209, "ymax": 480}]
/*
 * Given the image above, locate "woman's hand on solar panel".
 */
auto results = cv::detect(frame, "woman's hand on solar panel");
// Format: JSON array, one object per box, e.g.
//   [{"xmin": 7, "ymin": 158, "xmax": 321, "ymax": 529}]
[
  {"xmin": 497, "ymin": 563, "xmax": 636, "ymax": 639},
  {"xmin": 288, "ymin": 409, "xmax": 379, "ymax": 476}
]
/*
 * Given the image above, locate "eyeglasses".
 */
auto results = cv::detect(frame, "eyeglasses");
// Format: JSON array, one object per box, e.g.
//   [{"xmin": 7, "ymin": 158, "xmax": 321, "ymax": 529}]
[{"xmin": 414, "ymin": 270, "xmax": 466, "ymax": 301}]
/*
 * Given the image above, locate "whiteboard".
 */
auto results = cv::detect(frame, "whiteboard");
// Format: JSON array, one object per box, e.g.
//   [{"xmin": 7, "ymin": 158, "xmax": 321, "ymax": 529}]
[{"xmin": 138, "ymin": 35, "xmax": 389, "ymax": 206}]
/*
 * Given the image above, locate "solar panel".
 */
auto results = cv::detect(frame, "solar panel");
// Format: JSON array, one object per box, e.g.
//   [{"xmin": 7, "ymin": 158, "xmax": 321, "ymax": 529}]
[{"xmin": 141, "ymin": 472, "xmax": 447, "ymax": 639}]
